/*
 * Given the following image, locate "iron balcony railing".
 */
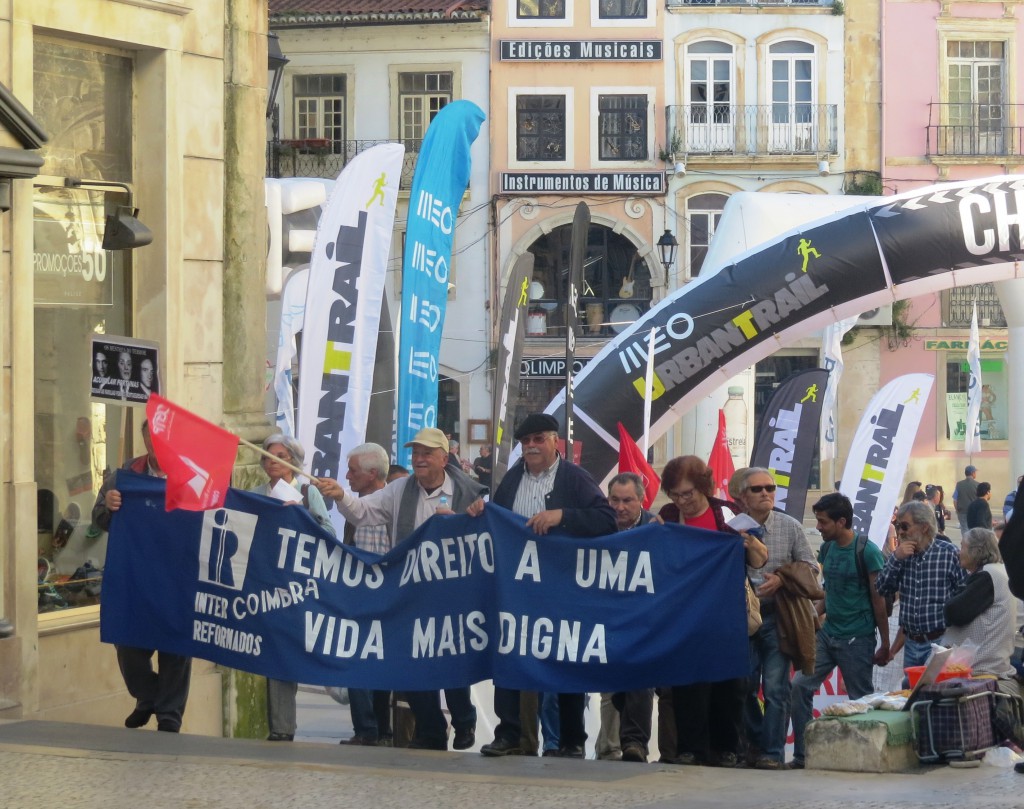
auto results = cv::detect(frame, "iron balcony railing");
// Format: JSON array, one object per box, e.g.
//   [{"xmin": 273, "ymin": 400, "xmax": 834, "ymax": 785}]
[
  {"xmin": 926, "ymin": 103, "xmax": 1024, "ymax": 157},
  {"xmin": 667, "ymin": 0, "xmax": 831, "ymax": 6},
  {"xmin": 665, "ymin": 104, "xmax": 838, "ymax": 157},
  {"xmin": 943, "ymin": 283, "xmax": 1006, "ymax": 328},
  {"xmin": 266, "ymin": 137, "xmax": 422, "ymax": 186}
]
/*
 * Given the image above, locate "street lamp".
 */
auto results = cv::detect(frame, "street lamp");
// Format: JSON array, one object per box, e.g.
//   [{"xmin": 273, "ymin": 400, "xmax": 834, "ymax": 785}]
[
  {"xmin": 267, "ymin": 32, "xmax": 289, "ymax": 120},
  {"xmin": 267, "ymin": 32, "xmax": 289, "ymax": 177},
  {"xmin": 656, "ymin": 229, "xmax": 678, "ymax": 283}
]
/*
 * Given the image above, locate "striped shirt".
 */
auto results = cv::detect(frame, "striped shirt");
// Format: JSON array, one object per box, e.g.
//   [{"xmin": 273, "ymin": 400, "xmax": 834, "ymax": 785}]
[
  {"xmin": 875, "ymin": 537, "xmax": 968, "ymax": 635},
  {"xmin": 512, "ymin": 457, "xmax": 559, "ymax": 518}
]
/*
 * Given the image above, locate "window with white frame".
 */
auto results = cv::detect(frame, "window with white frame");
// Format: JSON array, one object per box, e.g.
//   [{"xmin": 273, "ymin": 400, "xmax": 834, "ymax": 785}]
[
  {"xmin": 686, "ymin": 41, "xmax": 735, "ymax": 152},
  {"xmin": 946, "ymin": 40, "xmax": 1006, "ymax": 155},
  {"xmin": 598, "ymin": 94, "xmax": 648, "ymax": 160},
  {"xmin": 293, "ymin": 74, "xmax": 346, "ymax": 153},
  {"xmin": 399, "ymin": 72, "xmax": 452, "ymax": 151},
  {"xmin": 768, "ymin": 40, "xmax": 816, "ymax": 152},
  {"xmin": 516, "ymin": 94, "xmax": 567, "ymax": 161},
  {"xmin": 518, "ymin": 0, "xmax": 566, "ymax": 18},
  {"xmin": 686, "ymin": 192, "xmax": 727, "ymax": 278}
]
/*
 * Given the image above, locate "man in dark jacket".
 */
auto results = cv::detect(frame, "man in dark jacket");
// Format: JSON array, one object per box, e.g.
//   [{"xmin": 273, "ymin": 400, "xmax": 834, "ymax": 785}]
[
  {"xmin": 967, "ymin": 482, "xmax": 993, "ymax": 529},
  {"xmin": 476, "ymin": 413, "xmax": 616, "ymax": 759},
  {"xmin": 91, "ymin": 420, "xmax": 192, "ymax": 732}
]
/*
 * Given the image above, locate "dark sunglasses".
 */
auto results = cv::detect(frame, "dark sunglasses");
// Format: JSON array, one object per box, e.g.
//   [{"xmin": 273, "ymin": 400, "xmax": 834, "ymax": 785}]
[
  {"xmin": 748, "ymin": 484, "xmax": 777, "ymax": 493},
  {"xmin": 896, "ymin": 521, "xmax": 915, "ymax": 532}
]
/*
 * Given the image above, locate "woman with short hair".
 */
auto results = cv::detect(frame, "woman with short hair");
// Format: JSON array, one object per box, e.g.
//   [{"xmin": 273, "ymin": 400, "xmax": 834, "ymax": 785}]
[{"xmin": 944, "ymin": 528, "xmax": 1020, "ymax": 697}]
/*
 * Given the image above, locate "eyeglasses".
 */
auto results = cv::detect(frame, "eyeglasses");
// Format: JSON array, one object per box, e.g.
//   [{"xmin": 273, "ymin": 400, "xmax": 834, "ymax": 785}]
[
  {"xmin": 520, "ymin": 433, "xmax": 552, "ymax": 445},
  {"xmin": 896, "ymin": 521, "xmax": 915, "ymax": 532},
  {"xmin": 747, "ymin": 484, "xmax": 777, "ymax": 494},
  {"xmin": 668, "ymin": 487, "xmax": 698, "ymax": 500}
]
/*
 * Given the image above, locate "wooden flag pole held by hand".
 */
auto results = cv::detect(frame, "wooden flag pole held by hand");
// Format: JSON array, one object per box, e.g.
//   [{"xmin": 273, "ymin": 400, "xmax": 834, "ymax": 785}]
[{"xmin": 238, "ymin": 437, "xmax": 321, "ymax": 486}]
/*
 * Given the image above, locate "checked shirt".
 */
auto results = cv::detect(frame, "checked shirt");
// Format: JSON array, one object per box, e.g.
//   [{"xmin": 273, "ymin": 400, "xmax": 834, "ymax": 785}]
[{"xmin": 875, "ymin": 538, "xmax": 967, "ymax": 636}]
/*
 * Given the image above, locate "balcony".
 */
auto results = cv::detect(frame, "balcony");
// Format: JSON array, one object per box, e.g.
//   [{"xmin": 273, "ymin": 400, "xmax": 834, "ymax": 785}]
[
  {"xmin": 943, "ymin": 283, "xmax": 1006, "ymax": 328},
  {"xmin": 926, "ymin": 103, "xmax": 1024, "ymax": 157},
  {"xmin": 667, "ymin": 0, "xmax": 832, "ymax": 6},
  {"xmin": 665, "ymin": 104, "xmax": 838, "ymax": 157},
  {"xmin": 266, "ymin": 138, "xmax": 421, "ymax": 187}
]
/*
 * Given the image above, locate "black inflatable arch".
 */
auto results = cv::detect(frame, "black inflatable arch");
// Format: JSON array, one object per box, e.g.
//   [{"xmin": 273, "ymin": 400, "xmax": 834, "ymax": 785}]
[{"xmin": 545, "ymin": 175, "xmax": 1024, "ymax": 483}]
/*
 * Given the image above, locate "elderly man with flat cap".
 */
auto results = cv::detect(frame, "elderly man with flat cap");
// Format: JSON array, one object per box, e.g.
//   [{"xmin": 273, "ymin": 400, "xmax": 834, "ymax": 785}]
[
  {"xmin": 317, "ymin": 427, "xmax": 486, "ymax": 751},
  {"xmin": 472, "ymin": 412, "xmax": 617, "ymax": 759}
]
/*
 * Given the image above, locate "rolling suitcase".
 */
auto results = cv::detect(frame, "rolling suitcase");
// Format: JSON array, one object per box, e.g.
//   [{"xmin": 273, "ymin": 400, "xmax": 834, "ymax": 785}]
[{"xmin": 910, "ymin": 677, "xmax": 1003, "ymax": 763}]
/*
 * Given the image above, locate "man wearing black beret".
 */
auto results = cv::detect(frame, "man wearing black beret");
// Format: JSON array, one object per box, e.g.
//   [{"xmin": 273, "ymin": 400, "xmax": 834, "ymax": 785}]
[{"xmin": 474, "ymin": 412, "xmax": 616, "ymax": 759}]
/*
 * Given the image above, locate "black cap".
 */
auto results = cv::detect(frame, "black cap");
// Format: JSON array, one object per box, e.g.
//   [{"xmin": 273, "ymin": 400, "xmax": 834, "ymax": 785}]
[{"xmin": 514, "ymin": 413, "xmax": 560, "ymax": 441}]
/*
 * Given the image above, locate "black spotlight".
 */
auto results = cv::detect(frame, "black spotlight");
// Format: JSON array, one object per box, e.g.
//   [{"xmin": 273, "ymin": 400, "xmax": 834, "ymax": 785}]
[{"xmin": 102, "ymin": 206, "xmax": 153, "ymax": 251}]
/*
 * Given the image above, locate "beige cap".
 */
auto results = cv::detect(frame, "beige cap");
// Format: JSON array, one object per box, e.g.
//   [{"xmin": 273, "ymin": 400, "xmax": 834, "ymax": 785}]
[{"xmin": 403, "ymin": 427, "xmax": 449, "ymax": 453}]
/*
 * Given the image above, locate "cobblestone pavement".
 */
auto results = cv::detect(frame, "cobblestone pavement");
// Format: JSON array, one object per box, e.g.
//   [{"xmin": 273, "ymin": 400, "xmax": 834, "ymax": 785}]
[{"xmin": 2, "ymin": 719, "xmax": 1023, "ymax": 809}]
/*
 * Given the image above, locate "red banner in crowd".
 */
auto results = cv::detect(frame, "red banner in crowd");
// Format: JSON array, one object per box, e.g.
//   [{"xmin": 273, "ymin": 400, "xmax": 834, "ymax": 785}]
[
  {"xmin": 707, "ymin": 409, "xmax": 735, "ymax": 501},
  {"xmin": 617, "ymin": 422, "xmax": 660, "ymax": 508},
  {"xmin": 145, "ymin": 394, "xmax": 239, "ymax": 511}
]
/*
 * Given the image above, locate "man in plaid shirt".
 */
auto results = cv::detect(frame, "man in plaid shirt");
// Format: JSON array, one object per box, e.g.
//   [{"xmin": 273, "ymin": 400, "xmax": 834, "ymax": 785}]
[{"xmin": 875, "ymin": 501, "xmax": 967, "ymax": 677}]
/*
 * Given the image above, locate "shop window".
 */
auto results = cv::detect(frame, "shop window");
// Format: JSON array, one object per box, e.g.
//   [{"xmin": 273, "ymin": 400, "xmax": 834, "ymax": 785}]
[
  {"xmin": 940, "ymin": 355, "xmax": 1008, "ymax": 448},
  {"xmin": 518, "ymin": 0, "xmax": 566, "ymax": 18},
  {"xmin": 33, "ymin": 40, "xmax": 134, "ymax": 614},
  {"xmin": 598, "ymin": 0, "xmax": 647, "ymax": 18},
  {"xmin": 516, "ymin": 94, "xmax": 567, "ymax": 162},
  {"xmin": 598, "ymin": 94, "xmax": 649, "ymax": 161},
  {"xmin": 525, "ymin": 223, "xmax": 650, "ymax": 338}
]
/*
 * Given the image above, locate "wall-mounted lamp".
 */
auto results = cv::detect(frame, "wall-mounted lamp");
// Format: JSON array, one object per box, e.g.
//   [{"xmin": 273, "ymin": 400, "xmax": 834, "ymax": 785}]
[
  {"xmin": 673, "ymin": 160, "xmax": 686, "ymax": 178},
  {"xmin": 267, "ymin": 33, "xmax": 289, "ymax": 119},
  {"xmin": 65, "ymin": 178, "xmax": 153, "ymax": 250},
  {"xmin": 657, "ymin": 228, "xmax": 678, "ymax": 282},
  {"xmin": 818, "ymin": 160, "xmax": 830, "ymax": 177}
]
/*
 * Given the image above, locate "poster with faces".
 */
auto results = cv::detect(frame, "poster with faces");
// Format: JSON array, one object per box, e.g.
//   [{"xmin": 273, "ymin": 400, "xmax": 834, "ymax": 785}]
[{"xmin": 90, "ymin": 335, "xmax": 161, "ymax": 407}]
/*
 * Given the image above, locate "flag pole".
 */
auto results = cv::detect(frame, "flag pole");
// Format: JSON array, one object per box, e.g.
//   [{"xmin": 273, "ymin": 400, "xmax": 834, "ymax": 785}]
[{"xmin": 238, "ymin": 436, "xmax": 321, "ymax": 485}]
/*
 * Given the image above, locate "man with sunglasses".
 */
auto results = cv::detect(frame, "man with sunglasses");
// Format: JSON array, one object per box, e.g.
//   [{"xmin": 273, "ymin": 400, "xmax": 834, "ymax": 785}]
[
  {"xmin": 875, "ymin": 501, "xmax": 967, "ymax": 677},
  {"xmin": 738, "ymin": 467, "xmax": 817, "ymax": 770},
  {"xmin": 476, "ymin": 412, "xmax": 616, "ymax": 759}
]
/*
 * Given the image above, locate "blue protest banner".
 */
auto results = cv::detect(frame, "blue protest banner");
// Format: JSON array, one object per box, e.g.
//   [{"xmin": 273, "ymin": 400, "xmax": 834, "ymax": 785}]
[{"xmin": 101, "ymin": 472, "xmax": 748, "ymax": 692}]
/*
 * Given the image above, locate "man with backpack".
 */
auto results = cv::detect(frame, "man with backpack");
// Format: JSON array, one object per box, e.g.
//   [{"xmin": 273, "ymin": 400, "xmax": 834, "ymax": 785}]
[{"xmin": 789, "ymin": 493, "xmax": 891, "ymax": 770}]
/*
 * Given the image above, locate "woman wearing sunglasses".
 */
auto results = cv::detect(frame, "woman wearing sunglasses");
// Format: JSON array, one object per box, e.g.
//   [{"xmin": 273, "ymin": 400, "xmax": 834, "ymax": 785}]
[{"xmin": 657, "ymin": 456, "xmax": 767, "ymax": 769}]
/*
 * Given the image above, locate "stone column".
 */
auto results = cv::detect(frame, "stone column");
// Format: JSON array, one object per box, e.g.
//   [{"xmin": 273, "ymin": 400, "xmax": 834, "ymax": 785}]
[
  {"xmin": 221, "ymin": 0, "xmax": 272, "ymax": 739},
  {"xmin": 223, "ymin": 0, "xmax": 271, "ymax": 455}
]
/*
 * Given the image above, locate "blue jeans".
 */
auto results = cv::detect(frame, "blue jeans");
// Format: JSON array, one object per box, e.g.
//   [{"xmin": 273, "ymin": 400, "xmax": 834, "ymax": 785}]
[
  {"xmin": 746, "ymin": 616, "xmax": 792, "ymax": 762},
  {"xmin": 539, "ymin": 692, "xmax": 560, "ymax": 751},
  {"xmin": 791, "ymin": 630, "xmax": 877, "ymax": 762},
  {"xmin": 348, "ymin": 688, "xmax": 379, "ymax": 741},
  {"xmin": 901, "ymin": 635, "xmax": 938, "ymax": 687}
]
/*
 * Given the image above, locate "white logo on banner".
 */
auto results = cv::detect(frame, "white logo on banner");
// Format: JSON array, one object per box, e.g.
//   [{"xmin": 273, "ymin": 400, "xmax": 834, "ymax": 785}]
[{"xmin": 198, "ymin": 508, "xmax": 258, "ymax": 591}]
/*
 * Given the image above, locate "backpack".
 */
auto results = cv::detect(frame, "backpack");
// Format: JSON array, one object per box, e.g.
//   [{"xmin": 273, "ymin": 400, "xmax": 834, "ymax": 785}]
[{"xmin": 820, "ymin": 533, "xmax": 894, "ymax": 618}]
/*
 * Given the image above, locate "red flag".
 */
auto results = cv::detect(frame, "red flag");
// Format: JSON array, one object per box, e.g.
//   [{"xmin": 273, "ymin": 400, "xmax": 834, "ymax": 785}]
[
  {"xmin": 145, "ymin": 394, "xmax": 239, "ymax": 511},
  {"xmin": 617, "ymin": 422, "xmax": 660, "ymax": 508},
  {"xmin": 707, "ymin": 409, "xmax": 736, "ymax": 501}
]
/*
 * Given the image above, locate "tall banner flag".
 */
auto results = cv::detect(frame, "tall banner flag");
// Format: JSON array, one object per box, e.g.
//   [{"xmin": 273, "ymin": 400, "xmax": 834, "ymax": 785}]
[
  {"xmin": 820, "ymin": 316, "xmax": 858, "ymax": 463},
  {"xmin": 396, "ymin": 101, "xmax": 486, "ymax": 468},
  {"xmin": 101, "ymin": 472, "xmax": 749, "ymax": 691},
  {"xmin": 706, "ymin": 410, "xmax": 735, "ymax": 501},
  {"xmin": 750, "ymin": 368, "xmax": 829, "ymax": 522},
  {"xmin": 145, "ymin": 395, "xmax": 239, "ymax": 511},
  {"xmin": 966, "ymin": 301, "xmax": 983, "ymax": 455},
  {"xmin": 617, "ymin": 422, "xmax": 660, "ymax": 508},
  {"xmin": 839, "ymin": 373, "xmax": 934, "ymax": 547},
  {"xmin": 297, "ymin": 143, "xmax": 404, "ymax": 533},
  {"xmin": 563, "ymin": 202, "xmax": 589, "ymax": 464},
  {"xmin": 491, "ymin": 253, "xmax": 535, "ymax": 488},
  {"xmin": 272, "ymin": 266, "xmax": 309, "ymax": 436}
]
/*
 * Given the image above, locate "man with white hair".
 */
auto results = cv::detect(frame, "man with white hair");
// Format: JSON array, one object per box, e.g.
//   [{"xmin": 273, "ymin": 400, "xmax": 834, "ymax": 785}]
[
  {"xmin": 339, "ymin": 442, "xmax": 393, "ymax": 746},
  {"xmin": 318, "ymin": 428, "xmax": 485, "ymax": 751}
]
